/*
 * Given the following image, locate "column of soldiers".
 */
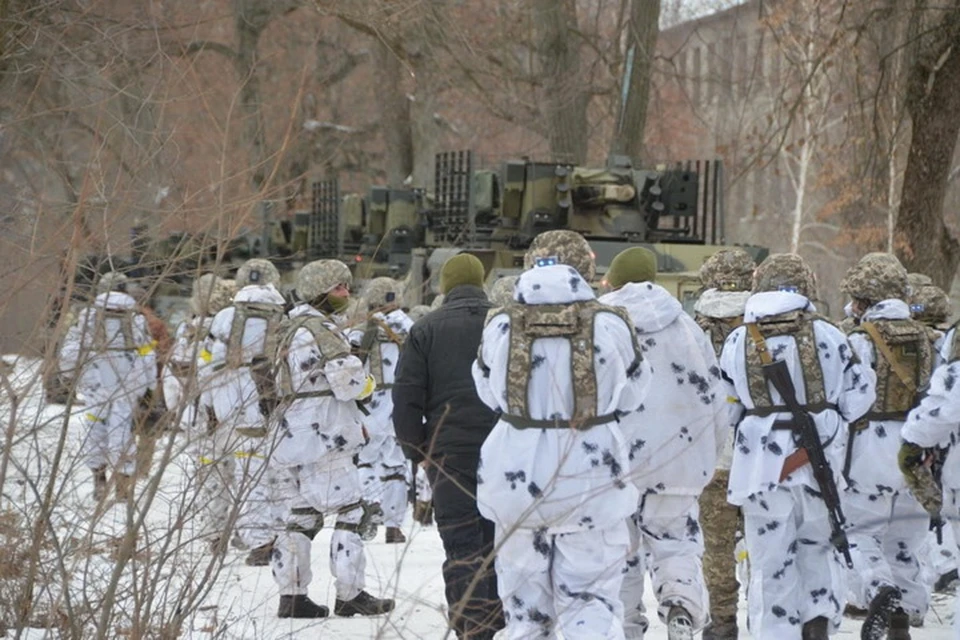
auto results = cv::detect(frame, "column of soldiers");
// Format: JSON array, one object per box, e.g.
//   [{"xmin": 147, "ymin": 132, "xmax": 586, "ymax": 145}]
[{"xmin": 57, "ymin": 234, "xmax": 960, "ymax": 639}]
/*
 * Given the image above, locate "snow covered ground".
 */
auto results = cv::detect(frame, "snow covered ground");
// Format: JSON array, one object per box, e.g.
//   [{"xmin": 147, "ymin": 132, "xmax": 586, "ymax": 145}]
[{"xmin": 0, "ymin": 355, "xmax": 956, "ymax": 638}]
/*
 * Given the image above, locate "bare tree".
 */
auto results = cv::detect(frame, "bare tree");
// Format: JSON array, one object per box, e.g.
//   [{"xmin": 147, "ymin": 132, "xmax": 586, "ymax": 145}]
[{"xmin": 611, "ymin": 0, "xmax": 661, "ymax": 163}]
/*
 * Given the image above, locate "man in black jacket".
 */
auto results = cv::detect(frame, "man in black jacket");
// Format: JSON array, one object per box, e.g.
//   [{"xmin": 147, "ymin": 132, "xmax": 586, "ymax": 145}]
[{"xmin": 393, "ymin": 253, "xmax": 503, "ymax": 640}]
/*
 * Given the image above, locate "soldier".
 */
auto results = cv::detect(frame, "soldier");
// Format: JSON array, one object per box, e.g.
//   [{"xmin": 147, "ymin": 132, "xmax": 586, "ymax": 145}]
[
  {"xmin": 163, "ymin": 274, "xmax": 236, "ymax": 550},
  {"xmin": 200, "ymin": 258, "xmax": 285, "ymax": 566},
  {"xmin": 899, "ymin": 322, "xmax": 960, "ymax": 639},
  {"xmin": 59, "ymin": 272, "xmax": 157, "ymax": 503},
  {"xmin": 487, "ymin": 275, "xmax": 518, "ymax": 307},
  {"xmin": 355, "ymin": 276, "xmax": 414, "ymax": 544},
  {"xmin": 599, "ymin": 247, "xmax": 728, "ymax": 640},
  {"xmin": 692, "ymin": 248, "xmax": 756, "ymax": 640},
  {"xmin": 269, "ymin": 259, "xmax": 394, "ymax": 619},
  {"xmin": 909, "ymin": 277, "xmax": 951, "ymax": 348},
  {"xmin": 472, "ymin": 230, "xmax": 651, "ymax": 639},
  {"xmin": 719, "ymin": 253, "xmax": 876, "ymax": 640},
  {"xmin": 840, "ymin": 253, "xmax": 936, "ymax": 639}
]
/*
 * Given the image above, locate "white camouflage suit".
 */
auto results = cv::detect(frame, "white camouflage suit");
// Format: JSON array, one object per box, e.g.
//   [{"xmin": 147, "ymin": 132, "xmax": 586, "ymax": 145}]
[
  {"xmin": 352, "ymin": 309, "xmax": 414, "ymax": 528},
  {"xmin": 902, "ymin": 326, "xmax": 960, "ymax": 639},
  {"xmin": 600, "ymin": 282, "xmax": 729, "ymax": 638},
  {"xmin": 60, "ymin": 291, "xmax": 156, "ymax": 476},
  {"xmin": 269, "ymin": 303, "xmax": 371, "ymax": 601},
  {"xmin": 165, "ymin": 314, "xmax": 233, "ymax": 542},
  {"xmin": 843, "ymin": 299, "xmax": 933, "ymax": 619},
  {"xmin": 200, "ymin": 283, "xmax": 285, "ymax": 549},
  {"xmin": 472, "ymin": 264, "xmax": 652, "ymax": 640},
  {"xmin": 720, "ymin": 291, "xmax": 876, "ymax": 638}
]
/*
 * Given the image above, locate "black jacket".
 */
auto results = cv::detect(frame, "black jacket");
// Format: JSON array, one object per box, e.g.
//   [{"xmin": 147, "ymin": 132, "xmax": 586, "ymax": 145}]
[{"xmin": 392, "ymin": 285, "xmax": 498, "ymax": 464}]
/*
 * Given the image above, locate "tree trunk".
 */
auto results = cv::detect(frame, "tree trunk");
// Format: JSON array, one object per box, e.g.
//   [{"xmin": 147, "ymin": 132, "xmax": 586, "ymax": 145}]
[
  {"xmin": 895, "ymin": 5, "xmax": 960, "ymax": 289},
  {"xmin": 611, "ymin": 0, "xmax": 660, "ymax": 164},
  {"xmin": 534, "ymin": 0, "xmax": 588, "ymax": 164},
  {"xmin": 234, "ymin": 6, "xmax": 269, "ymax": 193},
  {"xmin": 373, "ymin": 39, "xmax": 415, "ymax": 187}
]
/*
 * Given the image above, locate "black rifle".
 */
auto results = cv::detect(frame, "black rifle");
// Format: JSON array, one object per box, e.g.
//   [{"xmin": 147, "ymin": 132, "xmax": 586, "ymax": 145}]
[
  {"xmin": 762, "ymin": 358, "xmax": 854, "ymax": 568},
  {"xmin": 930, "ymin": 446, "xmax": 947, "ymax": 544}
]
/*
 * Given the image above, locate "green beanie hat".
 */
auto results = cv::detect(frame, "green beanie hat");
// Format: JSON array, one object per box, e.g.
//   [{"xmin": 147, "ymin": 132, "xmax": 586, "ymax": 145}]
[
  {"xmin": 440, "ymin": 253, "xmax": 486, "ymax": 294},
  {"xmin": 606, "ymin": 247, "xmax": 658, "ymax": 289}
]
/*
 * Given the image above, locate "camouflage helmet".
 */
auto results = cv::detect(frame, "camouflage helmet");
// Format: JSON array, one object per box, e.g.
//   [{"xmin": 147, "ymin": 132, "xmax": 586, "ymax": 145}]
[
  {"xmin": 911, "ymin": 284, "xmax": 950, "ymax": 325},
  {"xmin": 907, "ymin": 272, "xmax": 933, "ymax": 295},
  {"xmin": 190, "ymin": 274, "xmax": 236, "ymax": 316},
  {"xmin": 523, "ymin": 230, "xmax": 596, "ymax": 281},
  {"xmin": 408, "ymin": 305, "xmax": 431, "ymax": 322},
  {"xmin": 296, "ymin": 259, "xmax": 352, "ymax": 302},
  {"xmin": 488, "ymin": 275, "xmax": 518, "ymax": 306},
  {"xmin": 363, "ymin": 277, "xmax": 403, "ymax": 310},
  {"xmin": 840, "ymin": 252, "xmax": 908, "ymax": 302},
  {"xmin": 752, "ymin": 253, "xmax": 817, "ymax": 298},
  {"xmin": 699, "ymin": 248, "xmax": 755, "ymax": 291},
  {"xmin": 96, "ymin": 271, "xmax": 129, "ymax": 294},
  {"xmin": 236, "ymin": 259, "xmax": 280, "ymax": 288}
]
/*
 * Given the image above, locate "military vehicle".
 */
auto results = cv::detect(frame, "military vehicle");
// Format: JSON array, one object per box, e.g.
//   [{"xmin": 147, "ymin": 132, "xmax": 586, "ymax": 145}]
[{"xmin": 288, "ymin": 151, "xmax": 767, "ymax": 311}]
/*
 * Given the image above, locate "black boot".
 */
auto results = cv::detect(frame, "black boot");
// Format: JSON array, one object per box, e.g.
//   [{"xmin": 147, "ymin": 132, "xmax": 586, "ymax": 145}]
[
  {"xmin": 861, "ymin": 585, "xmax": 901, "ymax": 640},
  {"xmin": 334, "ymin": 590, "xmax": 395, "ymax": 617},
  {"xmin": 245, "ymin": 539, "xmax": 275, "ymax": 567},
  {"xmin": 802, "ymin": 616, "xmax": 829, "ymax": 640},
  {"xmin": 385, "ymin": 526, "xmax": 406, "ymax": 544},
  {"xmin": 702, "ymin": 617, "xmax": 738, "ymax": 640},
  {"xmin": 888, "ymin": 608, "xmax": 911, "ymax": 640},
  {"xmin": 414, "ymin": 500, "xmax": 433, "ymax": 526},
  {"xmin": 277, "ymin": 594, "xmax": 329, "ymax": 618}
]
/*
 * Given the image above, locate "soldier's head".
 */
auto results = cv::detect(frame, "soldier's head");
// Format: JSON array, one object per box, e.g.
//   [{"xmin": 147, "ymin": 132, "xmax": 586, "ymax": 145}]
[
  {"xmin": 907, "ymin": 272, "xmax": 933, "ymax": 296},
  {"xmin": 700, "ymin": 248, "xmax": 755, "ymax": 292},
  {"xmin": 910, "ymin": 283, "xmax": 950, "ymax": 326},
  {"xmin": 190, "ymin": 274, "xmax": 236, "ymax": 316},
  {"xmin": 604, "ymin": 247, "xmax": 657, "ymax": 290},
  {"xmin": 96, "ymin": 271, "xmax": 129, "ymax": 295},
  {"xmin": 439, "ymin": 254, "xmax": 485, "ymax": 295},
  {"xmin": 840, "ymin": 252, "xmax": 908, "ymax": 312},
  {"xmin": 524, "ymin": 230, "xmax": 596, "ymax": 282},
  {"xmin": 236, "ymin": 259, "xmax": 280, "ymax": 288},
  {"xmin": 408, "ymin": 305, "xmax": 431, "ymax": 322},
  {"xmin": 296, "ymin": 259, "xmax": 352, "ymax": 313},
  {"xmin": 363, "ymin": 277, "xmax": 403, "ymax": 312},
  {"xmin": 488, "ymin": 275, "xmax": 519, "ymax": 306},
  {"xmin": 752, "ymin": 253, "xmax": 817, "ymax": 299}
]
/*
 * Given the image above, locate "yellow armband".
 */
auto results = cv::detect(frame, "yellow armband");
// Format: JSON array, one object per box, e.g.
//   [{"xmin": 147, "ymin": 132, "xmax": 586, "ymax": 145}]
[
  {"xmin": 199, "ymin": 349, "xmax": 213, "ymax": 364},
  {"xmin": 137, "ymin": 341, "xmax": 157, "ymax": 356},
  {"xmin": 358, "ymin": 376, "xmax": 376, "ymax": 400}
]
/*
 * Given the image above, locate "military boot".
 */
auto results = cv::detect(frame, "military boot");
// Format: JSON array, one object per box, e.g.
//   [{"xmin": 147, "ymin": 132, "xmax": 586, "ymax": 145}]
[
  {"xmin": 277, "ymin": 594, "xmax": 329, "ymax": 619},
  {"xmin": 114, "ymin": 473, "xmax": 135, "ymax": 503},
  {"xmin": 702, "ymin": 618, "xmax": 738, "ymax": 640},
  {"xmin": 666, "ymin": 605, "xmax": 694, "ymax": 640},
  {"xmin": 861, "ymin": 585, "xmax": 901, "ymax": 640},
  {"xmin": 801, "ymin": 616, "xmax": 829, "ymax": 640},
  {"xmin": 245, "ymin": 538, "xmax": 275, "ymax": 566},
  {"xmin": 887, "ymin": 609, "xmax": 911, "ymax": 640},
  {"xmin": 93, "ymin": 467, "xmax": 108, "ymax": 502},
  {"xmin": 334, "ymin": 590, "xmax": 395, "ymax": 617},
  {"xmin": 385, "ymin": 527, "xmax": 406, "ymax": 544}
]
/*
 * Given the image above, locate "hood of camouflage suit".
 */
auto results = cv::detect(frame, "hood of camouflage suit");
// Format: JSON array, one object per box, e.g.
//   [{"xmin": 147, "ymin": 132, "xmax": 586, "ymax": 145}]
[
  {"xmin": 598, "ymin": 282, "xmax": 681, "ymax": 334},
  {"xmin": 514, "ymin": 264, "xmax": 595, "ymax": 305},
  {"xmin": 94, "ymin": 291, "xmax": 138, "ymax": 311},
  {"xmin": 234, "ymin": 283, "xmax": 285, "ymax": 305},
  {"xmin": 694, "ymin": 288, "xmax": 751, "ymax": 320},
  {"xmin": 860, "ymin": 298, "xmax": 910, "ymax": 322},
  {"xmin": 743, "ymin": 291, "xmax": 816, "ymax": 323}
]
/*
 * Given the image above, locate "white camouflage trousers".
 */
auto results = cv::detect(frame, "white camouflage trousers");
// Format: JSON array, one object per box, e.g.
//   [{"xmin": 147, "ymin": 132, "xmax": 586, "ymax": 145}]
[
  {"xmin": 621, "ymin": 493, "xmax": 709, "ymax": 638},
  {"xmin": 270, "ymin": 455, "xmax": 366, "ymax": 601},
  {"xmin": 80, "ymin": 400, "xmax": 136, "ymax": 476},
  {"xmin": 359, "ymin": 459, "xmax": 408, "ymax": 528},
  {"xmin": 496, "ymin": 523, "xmax": 629, "ymax": 640},
  {"xmin": 845, "ymin": 489, "xmax": 929, "ymax": 618},
  {"xmin": 741, "ymin": 485, "xmax": 846, "ymax": 639},
  {"xmin": 230, "ymin": 440, "xmax": 279, "ymax": 550}
]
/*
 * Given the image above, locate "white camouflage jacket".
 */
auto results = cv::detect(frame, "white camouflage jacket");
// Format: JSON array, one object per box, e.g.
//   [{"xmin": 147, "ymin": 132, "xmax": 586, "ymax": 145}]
[{"xmin": 472, "ymin": 264, "xmax": 651, "ymax": 533}]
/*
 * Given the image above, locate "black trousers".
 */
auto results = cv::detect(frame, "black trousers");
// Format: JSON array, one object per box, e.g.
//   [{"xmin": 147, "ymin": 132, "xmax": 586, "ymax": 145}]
[{"xmin": 428, "ymin": 454, "xmax": 504, "ymax": 640}]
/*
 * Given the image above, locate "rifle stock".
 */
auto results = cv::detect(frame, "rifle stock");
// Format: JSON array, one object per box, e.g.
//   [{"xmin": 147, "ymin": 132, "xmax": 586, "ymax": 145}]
[{"xmin": 763, "ymin": 359, "xmax": 854, "ymax": 569}]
